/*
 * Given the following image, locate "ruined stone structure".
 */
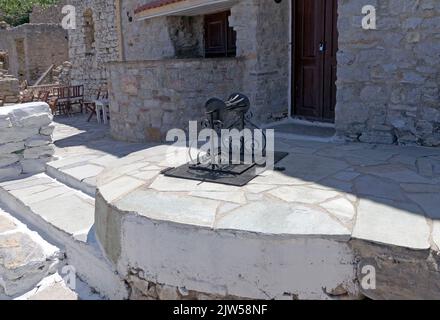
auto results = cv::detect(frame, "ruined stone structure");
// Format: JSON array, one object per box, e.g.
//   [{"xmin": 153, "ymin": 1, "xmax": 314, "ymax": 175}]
[
  {"xmin": 67, "ymin": 0, "xmax": 119, "ymax": 99},
  {"xmin": 0, "ymin": 24, "xmax": 68, "ymax": 84}
]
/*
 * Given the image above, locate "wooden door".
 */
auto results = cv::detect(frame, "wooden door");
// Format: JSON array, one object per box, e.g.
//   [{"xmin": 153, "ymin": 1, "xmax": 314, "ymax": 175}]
[
  {"xmin": 204, "ymin": 11, "xmax": 236, "ymax": 58},
  {"xmin": 293, "ymin": 0, "xmax": 338, "ymax": 122}
]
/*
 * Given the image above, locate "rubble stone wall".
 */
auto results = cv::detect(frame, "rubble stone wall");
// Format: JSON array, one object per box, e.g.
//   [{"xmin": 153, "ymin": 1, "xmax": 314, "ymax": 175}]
[
  {"xmin": 67, "ymin": 0, "xmax": 119, "ymax": 100},
  {"xmin": 0, "ymin": 102, "xmax": 55, "ymax": 180},
  {"xmin": 30, "ymin": 0, "xmax": 69, "ymax": 24},
  {"xmin": 120, "ymin": 0, "xmax": 204, "ymax": 60},
  {"xmin": 110, "ymin": 0, "xmax": 290, "ymax": 143},
  {"xmin": 336, "ymin": 0, "xmax": 440, "ymax": 147},
  {"xmin": 71, "ymin": 0, "xmax": 439, "ymax": 147},
  {"xmin": 107, "ymin": 58, "xmax": 245, "ymax": 142}
]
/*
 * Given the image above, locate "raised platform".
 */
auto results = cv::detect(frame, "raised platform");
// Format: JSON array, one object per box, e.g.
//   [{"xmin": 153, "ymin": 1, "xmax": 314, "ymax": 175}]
[{"xmin": 95, "ymin": 139, "xmax": 440, "ymax": 299}]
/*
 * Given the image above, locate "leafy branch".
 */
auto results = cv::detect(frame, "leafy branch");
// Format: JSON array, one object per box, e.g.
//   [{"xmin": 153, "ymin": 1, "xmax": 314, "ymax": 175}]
[{"xmin": 0, "ymin": 0, "xmax": 59, "ymax": 26}]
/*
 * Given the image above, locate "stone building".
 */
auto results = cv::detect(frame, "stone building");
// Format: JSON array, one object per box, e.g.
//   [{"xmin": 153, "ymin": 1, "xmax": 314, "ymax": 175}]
[
  {"xmin": 68, "ymin": 0, "xmax": 440, "ymax": 146},
  {"xmin": 0, "ymin": 23, "xmax": 68, "ymax": 84}
]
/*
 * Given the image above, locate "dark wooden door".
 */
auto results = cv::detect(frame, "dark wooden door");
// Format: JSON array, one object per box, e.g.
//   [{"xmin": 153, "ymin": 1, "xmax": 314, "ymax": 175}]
[{"xmin": 293, "ymin": 0, "xmax": 338, "ymax": 122}]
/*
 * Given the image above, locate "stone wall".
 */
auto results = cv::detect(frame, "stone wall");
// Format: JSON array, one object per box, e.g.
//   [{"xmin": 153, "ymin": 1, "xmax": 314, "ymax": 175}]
[
  {"xmin": 113, "ymin": 0, "xmax": 290, "ymax": 139},
  {"xmin": 0, "ymin": 70, "xmax": 20, "ymax": 104},
  {"xmin": 120, "ymin": 0, "xmax": 204, "ymax": 60},
  {"xmin": 336, "ymin": 0, "xmax": 440, "ymax": 147},
  {"xmin": 0, "ymin": 102, "xmax": 55, "ymax": 180},
  {"xmin": 30, "ymin": 0, "xmax": 69, "ymax": 24},
  {"xmin": 0, "ymin": 24, "xmax": 68, "ymax": 84},
  {"xmin": 68, "ymin": 0, "xmax": 119, "ymax": 99},
  {"xmin": 230, "ymin": 0, "xmax": 290, "ymax": 123},
  {"xmin": 107, "ymin": 58, "xmax": 245, "ymax": 142}
]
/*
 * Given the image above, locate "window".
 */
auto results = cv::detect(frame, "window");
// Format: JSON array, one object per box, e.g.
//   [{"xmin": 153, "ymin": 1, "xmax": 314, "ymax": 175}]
[{"xmin": 204, "ymin": 11, "xmax": 236, "ymax": 58}]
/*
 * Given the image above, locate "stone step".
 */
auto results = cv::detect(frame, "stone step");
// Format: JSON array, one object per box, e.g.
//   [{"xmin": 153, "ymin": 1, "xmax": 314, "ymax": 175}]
[
  {"xmin": 15, "ymin": 271, "xmax": 104, "ymax": 300},
  {"xmin": 46, "ymin": 160, "xmax": 99, "ymax": 197},
  {"xmin": 0, "ymin": 206, "xmax": 61, "ymax": 298},
  {"xmin": 0, "ymin": 174, "xmax": 128, "ymax": 299},
  {"xmin": 16, "ymin": 273, "xmax": 79, "ymax": 300}
]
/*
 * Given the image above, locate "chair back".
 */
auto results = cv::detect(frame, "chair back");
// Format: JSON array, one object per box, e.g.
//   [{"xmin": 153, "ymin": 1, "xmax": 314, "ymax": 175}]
[
  {"xmin": 96, "ymin": 86, "xmax": 109, "ymax": 100},
  {"xmin": 70, "ymin": 85, "xmax": 84, "ymax": 98},
  {"xmin": 55, "ymin": 86, "xmax": 70, "ymax": 99}
]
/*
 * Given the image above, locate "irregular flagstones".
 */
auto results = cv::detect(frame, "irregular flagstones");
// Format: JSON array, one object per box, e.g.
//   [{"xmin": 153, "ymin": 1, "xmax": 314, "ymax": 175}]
[
  {"xmin": 3, "ymin": 114, "xmax": 440, "ymax": 300},
  {"xmin": 353, "ymin": 199, "xmax": 430, "ymax": 249},
  {"xmin": 0, "ymin": 174, "xmax": 95, "ymax": 242},
  {"xmin": 357, "ymin": 164, "xmax": 434, "ymax": 184},
  {"xmin": 268, "ymin": 186, "xmax": 340, "ymax": 204},
  {"xmin": 92, "ymin": 138, "xmax": 440, "ymax": 299},
  {"xmin": 354, "ymin": 175, "xmax": 406, "ymax": 201},
  {"xmin": 320, "ymin": 197, "xmax": 357, "ymax": 225},
  {"xmin": 115, "ymin": 189, "xmax": 219, "ymax": 227},
  {"xmin": 405, "ymin": 193, "xmax": 440, "ymax": 220},
  {"xmin": 215, "ymin": 201, "xmax": 350, "ymax": 237}
]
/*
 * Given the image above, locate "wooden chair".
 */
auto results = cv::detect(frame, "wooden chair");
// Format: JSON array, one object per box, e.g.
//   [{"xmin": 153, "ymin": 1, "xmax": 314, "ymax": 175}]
[
  {"xmin": 48, "ymin": 97, "xmax": 59, "ymax": 115},
  {"xmin": 54, "ymin": 86, "xmax": 71, "ymax": 115},
  {"xmin": 53, "ymin": 85, "xmax": 84, "ymax": 116},
  {"xmin": 70, "ymin": 85, "xmax": 84, "ymax": 114}
]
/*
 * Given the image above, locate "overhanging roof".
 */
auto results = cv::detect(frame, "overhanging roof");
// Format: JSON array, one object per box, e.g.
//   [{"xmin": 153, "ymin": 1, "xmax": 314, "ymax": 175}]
[{"xmin": 134, "ymin": 0, "xmax": 237, "ymax": 20}]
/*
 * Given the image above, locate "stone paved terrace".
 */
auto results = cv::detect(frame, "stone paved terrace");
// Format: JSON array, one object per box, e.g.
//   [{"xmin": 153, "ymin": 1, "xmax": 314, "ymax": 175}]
[
  {"xmin": 95, "ymin": 134, "xmax": 440, "ymax": 299},
  {"xmin": 50, "ymin": 118, "xmax": 440, "ymax": 298},
  {"xmin": 2, "ymin": 114, "xmax": 440, "ymax": 299},
  {"xmin": 98, "ymin": 140, "xmax": 440, "ymax": 249}
]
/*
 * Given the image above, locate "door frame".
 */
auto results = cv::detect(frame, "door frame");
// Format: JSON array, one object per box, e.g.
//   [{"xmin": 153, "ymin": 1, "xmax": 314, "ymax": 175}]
[{"xmin": 289, "ymin": 0, "xmax": 338, "ymax": 124}]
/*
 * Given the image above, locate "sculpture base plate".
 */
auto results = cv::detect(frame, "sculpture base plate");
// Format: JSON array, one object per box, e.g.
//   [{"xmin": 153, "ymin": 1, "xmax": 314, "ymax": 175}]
[{"xmin": 162, "ymin": 152, "xmax": 289, "ymax": 187}]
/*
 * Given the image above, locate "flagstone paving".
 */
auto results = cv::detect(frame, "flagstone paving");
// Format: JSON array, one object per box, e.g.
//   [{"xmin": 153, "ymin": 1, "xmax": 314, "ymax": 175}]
[
  {"xmin": 96, "ymin": 138, "xmax": 440, "ymax": 251},
  {"xmin": 46, "ymin": 115, "xmax": 150, "ymax": 195},
  {"xmin": 2, "ymin": 114, "xmax": 440, "ymax": 299}
]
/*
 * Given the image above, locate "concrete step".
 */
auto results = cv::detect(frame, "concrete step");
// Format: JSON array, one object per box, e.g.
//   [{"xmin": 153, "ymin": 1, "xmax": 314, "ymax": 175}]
[
  {"xmin": 0, "ymin": 206, "xmax": 61, "ymax": 299},
  {"xmin": 0, "ymin": 174, "xmax": 128, "ymax": 299}
]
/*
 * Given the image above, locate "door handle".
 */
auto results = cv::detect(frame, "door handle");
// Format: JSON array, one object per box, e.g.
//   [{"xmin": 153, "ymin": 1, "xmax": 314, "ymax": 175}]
[{"xmin": 319, "ymin": 42, "xmax": 326, "ymax": 53}]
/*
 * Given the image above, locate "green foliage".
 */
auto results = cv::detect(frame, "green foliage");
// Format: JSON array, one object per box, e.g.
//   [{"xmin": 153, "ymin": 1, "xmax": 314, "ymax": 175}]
[{"xmin": 0, "ymin": 0, "xmax": 58, "ymax": 26}]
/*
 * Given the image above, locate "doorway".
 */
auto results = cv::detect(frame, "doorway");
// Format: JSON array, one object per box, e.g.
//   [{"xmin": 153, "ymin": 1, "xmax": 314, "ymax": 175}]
[{"xmin": 292, "ymin": 0, "xmax": 338, "ymax": 122}]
